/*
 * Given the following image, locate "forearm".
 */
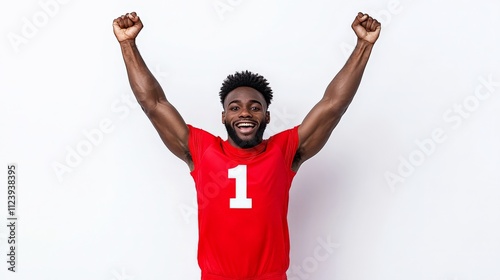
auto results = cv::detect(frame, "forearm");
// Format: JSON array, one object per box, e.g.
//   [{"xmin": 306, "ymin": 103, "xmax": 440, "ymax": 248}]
[
  {"xmin": 324, "ymin": 40, "xmax": 374, "ymax": 113},
  {"xmin": 120, "ymin": 39, "xmax": 165, "ymax": 112}
]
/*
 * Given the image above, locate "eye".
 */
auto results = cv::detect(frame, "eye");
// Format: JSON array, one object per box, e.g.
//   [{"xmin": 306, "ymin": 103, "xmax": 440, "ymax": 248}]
[
  {"xmin": 250, "ymin": 106, "xmax": 261, "ymax": 111},
  {"xmin": 229, "ymin": 106, "xmax": 239, "ymax": 111}
]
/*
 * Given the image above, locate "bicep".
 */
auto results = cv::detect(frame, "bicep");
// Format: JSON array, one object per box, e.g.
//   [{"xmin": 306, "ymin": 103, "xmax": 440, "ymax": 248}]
[
  {"xmin": 296, "ymin": 98, "xmax": 344, "ymax": 164},
  {"xmin": 146, "ymin": 99, "xmax": 191, "ymax": 166}
]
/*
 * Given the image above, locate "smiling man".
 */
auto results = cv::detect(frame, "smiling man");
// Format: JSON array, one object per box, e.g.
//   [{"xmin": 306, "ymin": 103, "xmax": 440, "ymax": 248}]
[
  {"xmin": 221, "ymin": 78, "xmax": 271, "ymax": 149},
  {"xmin": 113, "ymin": 11, "xmax": 381, "ymax": 280}
]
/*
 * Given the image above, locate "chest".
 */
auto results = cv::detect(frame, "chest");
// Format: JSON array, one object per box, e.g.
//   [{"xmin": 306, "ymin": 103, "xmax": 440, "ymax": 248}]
[{"xmin": 194, "ymin": 143, "xmax": 292, "ymax": 212}]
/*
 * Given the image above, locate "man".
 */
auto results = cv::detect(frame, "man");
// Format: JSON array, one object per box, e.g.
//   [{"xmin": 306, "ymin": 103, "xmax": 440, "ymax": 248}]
[{"xmin": 113, "ymin": 11, "xmax": 380, "ymax": 280}]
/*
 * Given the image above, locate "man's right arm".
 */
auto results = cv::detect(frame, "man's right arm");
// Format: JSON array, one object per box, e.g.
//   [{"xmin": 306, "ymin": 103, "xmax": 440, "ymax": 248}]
[{"xmin": 113, "ymin": 12, "xmax": 192, "ymax": 169}]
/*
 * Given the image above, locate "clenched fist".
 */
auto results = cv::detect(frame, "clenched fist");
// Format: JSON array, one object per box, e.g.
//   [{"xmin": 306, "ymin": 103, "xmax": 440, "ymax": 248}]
[
  {"xmin": 352, "ymin": 12, "xmax": 381, "ymax": 44},
  {"xmin": 113, "ymin": 12, "xmax": 143, "ymax": 43}
]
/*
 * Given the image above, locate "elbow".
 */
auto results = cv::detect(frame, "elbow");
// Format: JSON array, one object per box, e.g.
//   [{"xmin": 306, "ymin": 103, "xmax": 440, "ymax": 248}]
[
  {"xmin": 130, "ymin": 83, "xmax": 163, "ymax": 114},
  {"xmin": 138, "ymin": 98, "xmax": 159, "ymax": 115},
  {"xmin": 325, "ymin": 97, "xmax": 351, "ymax": 118}
]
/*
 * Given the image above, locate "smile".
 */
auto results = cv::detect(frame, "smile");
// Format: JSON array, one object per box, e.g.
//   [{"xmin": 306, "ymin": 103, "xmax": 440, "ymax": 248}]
[
  {"xmin": 235, "ymin": 122, "xmax": 257, "ymax": 134},
  {"xmin": 236, "ymin": 122, "xmax": 256, "ymax": 128}
]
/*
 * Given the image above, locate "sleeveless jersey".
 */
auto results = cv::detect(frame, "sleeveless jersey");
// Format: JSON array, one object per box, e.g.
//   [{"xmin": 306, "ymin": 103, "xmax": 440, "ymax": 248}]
[{"xmin": 188, "ymin": 125, "xmax": 300, "ymax": 280}]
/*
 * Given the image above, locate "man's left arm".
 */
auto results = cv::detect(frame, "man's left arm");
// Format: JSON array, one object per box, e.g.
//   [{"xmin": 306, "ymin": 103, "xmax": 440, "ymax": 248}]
[{"xmin": 293, "ymin": 12, "xmax": 381, "ymax": 171}]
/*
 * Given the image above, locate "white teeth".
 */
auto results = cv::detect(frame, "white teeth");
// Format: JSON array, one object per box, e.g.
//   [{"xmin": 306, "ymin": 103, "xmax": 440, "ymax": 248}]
[{"xmin": 237, "ymin": 123, "xmax": 255, "ymax": 128}]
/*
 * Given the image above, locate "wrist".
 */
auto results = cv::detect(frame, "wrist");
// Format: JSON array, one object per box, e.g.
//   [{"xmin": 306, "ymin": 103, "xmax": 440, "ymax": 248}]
[
  {"xmin": 119, "ymin": 39, "xmax": 137, "ymax": 48},
  {"xmin": 355, "ymin": 39, "xmax": 374, "ymax": 50}
]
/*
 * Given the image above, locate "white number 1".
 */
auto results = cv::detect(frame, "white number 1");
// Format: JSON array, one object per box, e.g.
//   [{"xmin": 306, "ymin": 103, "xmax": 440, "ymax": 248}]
[{"xmin": 228, "ymin": 165, "xmax": 252, "ymax": 209}]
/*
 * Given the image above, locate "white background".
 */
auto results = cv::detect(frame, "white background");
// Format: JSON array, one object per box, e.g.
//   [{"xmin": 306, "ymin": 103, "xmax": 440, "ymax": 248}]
[{"xmin": 1, "ymin": 0, "xmax": 499, "ymax": 279}]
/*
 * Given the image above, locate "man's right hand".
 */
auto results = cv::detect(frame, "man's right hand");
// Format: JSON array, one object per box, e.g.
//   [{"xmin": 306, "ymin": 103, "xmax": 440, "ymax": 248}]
[{"xmin": 113, "ymin": 12, "xmax": 143, "ymax": 43}]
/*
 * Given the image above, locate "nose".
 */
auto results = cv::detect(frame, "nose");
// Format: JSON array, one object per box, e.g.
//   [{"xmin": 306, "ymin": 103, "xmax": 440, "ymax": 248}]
[{"xmin": 239, "ymin": 107, "xmax": 252, "ymax": 118}]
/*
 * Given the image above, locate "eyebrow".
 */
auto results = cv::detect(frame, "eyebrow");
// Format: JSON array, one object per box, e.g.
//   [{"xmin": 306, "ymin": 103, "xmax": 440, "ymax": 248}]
[{"xmin": 227, "ymin": 99, "xmax": 263, "ymax": 106}]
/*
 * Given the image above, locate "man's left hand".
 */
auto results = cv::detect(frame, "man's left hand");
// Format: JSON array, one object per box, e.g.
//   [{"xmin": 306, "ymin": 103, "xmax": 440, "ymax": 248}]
[{"xmin": 352, "ymin": 12, "xmax": 381, "ymax": 44}]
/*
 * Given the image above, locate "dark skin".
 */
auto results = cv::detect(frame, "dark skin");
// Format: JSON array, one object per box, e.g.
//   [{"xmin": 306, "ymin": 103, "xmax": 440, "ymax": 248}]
[
  {"xmin": 113, "ymin": 12, "xmax": 381, "ymax": 172},
  {"xmin": 222, "ymin": 86, "xmax": 270, "ymax": 148}
]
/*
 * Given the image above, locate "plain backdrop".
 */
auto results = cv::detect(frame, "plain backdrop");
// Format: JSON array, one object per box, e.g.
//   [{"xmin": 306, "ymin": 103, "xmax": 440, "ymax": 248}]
[{"xmin": 1, "ymin": 0, "xmax": 499, "ymax": 279}]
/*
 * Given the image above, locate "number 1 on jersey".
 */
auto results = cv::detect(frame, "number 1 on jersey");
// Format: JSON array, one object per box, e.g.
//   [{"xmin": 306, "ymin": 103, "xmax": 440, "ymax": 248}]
[{"xmin": 228, "ymin": 165, "xmax": 252, "ymax": 209}]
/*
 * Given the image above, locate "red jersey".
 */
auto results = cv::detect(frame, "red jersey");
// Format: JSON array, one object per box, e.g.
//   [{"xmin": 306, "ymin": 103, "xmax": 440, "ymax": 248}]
[{"xmin": 188, "ymin": 125, "xmax": 300, "ymax": 280}]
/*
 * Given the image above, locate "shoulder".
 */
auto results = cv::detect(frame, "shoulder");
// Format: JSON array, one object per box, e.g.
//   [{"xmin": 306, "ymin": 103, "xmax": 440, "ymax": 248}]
[
  {"xmin": 187, "ymin": 125, "xmax": 218, "ymax": 141},
  {"xmin": 268, "ymin": 125, "xmax": 300, "ymax": 144},
  {"xmin": 268, "ymin": 126, "xmax": 303, "ymax": 171},
  {"xmin": 187, "ymin": 125, "xmax": 221, "ymax": 171},
  {"xmin": 187, "ymin": 124, "xmax": 224, "ymax": 152},
  {"xmin": 268, "ymin": 126, "xmax": 300, "ymax": 166}
]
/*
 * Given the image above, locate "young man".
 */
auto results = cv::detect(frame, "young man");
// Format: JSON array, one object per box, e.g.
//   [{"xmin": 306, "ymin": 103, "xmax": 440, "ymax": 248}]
[{"xmin": 113, "ymin": 11, "xmax": 381, "ymax": 280}]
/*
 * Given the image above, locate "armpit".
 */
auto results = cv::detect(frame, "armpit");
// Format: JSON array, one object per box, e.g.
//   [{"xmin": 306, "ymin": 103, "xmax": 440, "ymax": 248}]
[
  {"xmin": 185, "ymin": 150, "xmax": 194, "ymax": 171},
  {"xmin": 291, "ymin": 149, "xmax": 302, "ymax": 171}
]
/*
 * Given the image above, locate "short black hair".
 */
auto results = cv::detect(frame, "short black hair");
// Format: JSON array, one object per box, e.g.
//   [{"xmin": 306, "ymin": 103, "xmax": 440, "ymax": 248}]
[{"xmin": 219, "ymin": 70, "xmax": 273, "ymax": 107}]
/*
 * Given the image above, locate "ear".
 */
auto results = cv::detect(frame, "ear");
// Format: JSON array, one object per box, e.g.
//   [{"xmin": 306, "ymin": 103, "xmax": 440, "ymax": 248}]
[
  {"xmin": 222, "ymin": 111, "xmax": 226, "ymax": 124},
  {"xmin": 266, "ymin": 111, "xmax": 270, "ymax": 124}
]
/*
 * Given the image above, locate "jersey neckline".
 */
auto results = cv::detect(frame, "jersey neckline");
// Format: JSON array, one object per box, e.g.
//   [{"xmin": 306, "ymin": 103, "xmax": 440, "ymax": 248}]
[{"xmin": 221, "ymin": 138, "xmax": 268, "ymax": 159}]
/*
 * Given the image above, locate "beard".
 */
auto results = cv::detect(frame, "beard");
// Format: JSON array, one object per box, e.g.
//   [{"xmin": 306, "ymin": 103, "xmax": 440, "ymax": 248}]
[{"xmin": 225, "ymin": 121, "xmax": 267, "ymax": 149}]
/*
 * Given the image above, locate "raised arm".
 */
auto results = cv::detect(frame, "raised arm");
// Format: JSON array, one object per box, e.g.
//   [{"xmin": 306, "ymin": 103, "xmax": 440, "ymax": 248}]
[
  {"xmin": 293, "ymin": 13, "xmax": 381, "ymax": 171},
  {"xmin": 113, "ymin": 12, "xmax": 192, "ymax": 169}
]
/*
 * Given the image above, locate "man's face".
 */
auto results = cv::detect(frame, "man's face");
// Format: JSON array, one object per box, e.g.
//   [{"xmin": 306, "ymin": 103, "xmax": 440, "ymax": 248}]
[{"xmin": 222, "ymin": 87, "xmax": 270, "ymax": 149}]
